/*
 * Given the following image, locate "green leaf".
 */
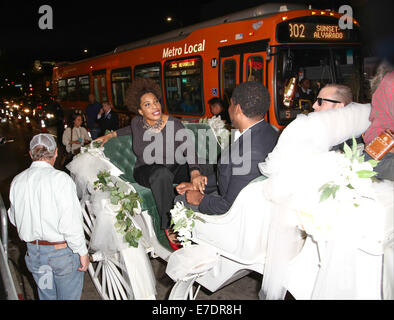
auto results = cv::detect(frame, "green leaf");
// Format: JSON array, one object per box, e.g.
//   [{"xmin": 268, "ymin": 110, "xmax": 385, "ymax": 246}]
[
  {"xmin": 318, "ymin": 183, "xmax": 331, "ymax": 192},
  {"xmin": 110, "ymin": 194, "xmax": 120, "ymax": 205},
  {"xmin": 92, "ymin": 141, "xmax": 102, "ymax": 148},
  {"xmin": 357, "ymin": 170, "xmax": 378, "ymax": 179},
  {"xmin": 194, "ymin": 216, "xmax": 206, "ymax": 223},
  {"xmin": 116, "ymin": 211, "xmax": 125, "ymax": 220},
  {"xmin": 319, "ymin": 187, "xmax": 332, "ymax": 202},
  {"xmin": 367, "ymin": 159, "xmax": 379, "ymax": 168},
  {"xmin": 351, "ymin": 136, "xmax": 357, "ymax": 155},
  {"xmin": 319, "ymin": 183, "xmax": 340, "ymax": 202},
  {"xmin": 343, "ymin": 142, "xmax": 352, "ymax": 160},
  {"xmin": 125, "ymin": 218, "xmax": 132, "ymax": 229},
  {"xmin": 331, "ymin": 184, "xmax": 340, "ymax": 198}
]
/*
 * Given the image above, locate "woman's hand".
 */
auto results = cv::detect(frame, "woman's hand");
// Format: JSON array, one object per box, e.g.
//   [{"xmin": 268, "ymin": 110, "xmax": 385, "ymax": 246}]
[
  {"xmin": 190, "ymin": 170, "xmax": 207, "ymax": 194},
  {"xmin": 176, "ymin": 182, "xmax": 195, "ymax": 195},
  {"xmin": 94, "ymin": 131, "xmax": 117, "ymax": 147}
]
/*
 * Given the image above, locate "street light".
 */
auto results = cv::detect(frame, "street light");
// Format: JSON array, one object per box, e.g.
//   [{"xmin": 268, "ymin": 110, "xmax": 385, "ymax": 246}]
[{"xmin": 165, "ymin": 15, "xmax": 183, "ymax": 28}]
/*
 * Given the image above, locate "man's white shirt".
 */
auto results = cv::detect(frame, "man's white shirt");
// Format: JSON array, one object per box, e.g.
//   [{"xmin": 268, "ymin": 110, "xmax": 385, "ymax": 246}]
[
  {"xmin": 233, "ymin": 118, "xmax": 264, "ymax": 142},
  {"xmin": 8, "ymin": 161, "xmax": 88, "ymax": 256}
]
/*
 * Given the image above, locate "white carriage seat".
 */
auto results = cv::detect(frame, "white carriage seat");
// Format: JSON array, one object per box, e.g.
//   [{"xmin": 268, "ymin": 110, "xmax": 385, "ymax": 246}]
[{"xmin": 191, "ymin": 176, "xmax": 273, "ymax": 265}]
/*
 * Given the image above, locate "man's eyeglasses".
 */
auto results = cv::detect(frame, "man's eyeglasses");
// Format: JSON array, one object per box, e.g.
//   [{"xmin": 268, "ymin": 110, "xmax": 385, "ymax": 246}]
[{"xmin": 316, "ymin": 97, "xmax": 341, "ymax": 106}]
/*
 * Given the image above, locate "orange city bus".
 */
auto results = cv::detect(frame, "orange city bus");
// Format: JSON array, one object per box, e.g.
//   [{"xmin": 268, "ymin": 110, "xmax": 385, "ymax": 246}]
[{"xmin": 52, "ymin": 3, "xmax": 363, "ymax": 130}]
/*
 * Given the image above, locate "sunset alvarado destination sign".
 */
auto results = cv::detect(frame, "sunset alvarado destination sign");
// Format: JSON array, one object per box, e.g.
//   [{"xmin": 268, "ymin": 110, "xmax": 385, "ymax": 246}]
[{"xmin": 162, "ymin": 40, "xmax": 206, "ymax": 58}]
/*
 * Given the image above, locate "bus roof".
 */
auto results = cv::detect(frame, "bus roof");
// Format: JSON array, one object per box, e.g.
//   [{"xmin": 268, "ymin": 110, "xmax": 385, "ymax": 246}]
[{"xmin": 57, "ymin": 3, "xmax": 307, "ymax": 67}]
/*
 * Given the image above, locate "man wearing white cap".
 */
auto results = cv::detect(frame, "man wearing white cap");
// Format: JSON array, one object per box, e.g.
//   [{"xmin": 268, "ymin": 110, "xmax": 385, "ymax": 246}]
[{"xmin": 8, "ymin": 133, "xmax": 89, "ymax": 300}]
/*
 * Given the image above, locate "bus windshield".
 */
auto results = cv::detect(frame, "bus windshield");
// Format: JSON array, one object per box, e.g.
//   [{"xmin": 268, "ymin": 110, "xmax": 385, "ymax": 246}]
[{"xmin": 275, "ymin": 46, "xmax": 362, "ymax": 125}]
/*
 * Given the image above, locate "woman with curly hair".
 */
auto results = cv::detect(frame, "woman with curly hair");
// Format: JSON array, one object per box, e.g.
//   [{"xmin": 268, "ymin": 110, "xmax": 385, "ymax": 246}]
[{"xmin": 95, "ymin": 78, "xmax": 206, "ymax": 249}]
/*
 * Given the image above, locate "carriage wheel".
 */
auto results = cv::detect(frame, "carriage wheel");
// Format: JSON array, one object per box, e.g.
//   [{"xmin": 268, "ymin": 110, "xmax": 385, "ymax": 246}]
[
  {"xmin": 82, "ymin": 200, "xmax": 134, "ymax": 300},
  {"xmin": 169, "ymin": 276, "xmax": 202, "ymax": 300}
]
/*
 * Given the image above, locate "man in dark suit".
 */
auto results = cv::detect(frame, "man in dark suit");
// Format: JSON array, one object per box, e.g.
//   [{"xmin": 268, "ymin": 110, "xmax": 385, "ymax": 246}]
[
  {"xmin": 97, "ymin": 101, "xmax": 119, "ymax": 134},
  {"xmin": 176, "ymin": 81, "xmax": 279, "ymax": 215}
]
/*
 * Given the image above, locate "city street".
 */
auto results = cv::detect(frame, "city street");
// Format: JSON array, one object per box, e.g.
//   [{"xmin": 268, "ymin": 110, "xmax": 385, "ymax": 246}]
[{"xmin": 0, "ymin": 118, "xmax": 262, "ymax": 300}]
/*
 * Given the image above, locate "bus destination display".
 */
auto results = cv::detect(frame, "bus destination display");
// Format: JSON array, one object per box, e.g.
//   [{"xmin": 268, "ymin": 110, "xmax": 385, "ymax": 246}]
[{"xmin": 277, "ymin": 21, "xmax": 358, "ymax": 42}]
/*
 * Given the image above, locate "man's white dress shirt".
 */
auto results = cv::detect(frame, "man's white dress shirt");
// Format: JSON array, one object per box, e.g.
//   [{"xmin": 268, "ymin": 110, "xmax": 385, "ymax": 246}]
[
  {"xmin": 8, "ymin": 161, "xmax": 88, "ymax": 256},
  {"xmin": 233, "ymin": 119, "xmax": 264, "ymax": 142}
]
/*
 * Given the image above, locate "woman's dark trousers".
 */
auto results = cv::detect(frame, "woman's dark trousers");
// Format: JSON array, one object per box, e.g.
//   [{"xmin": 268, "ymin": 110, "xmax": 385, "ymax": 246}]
[{"xmin": 133, "ymin": 164, "xmax": 190, "ymax": 229}]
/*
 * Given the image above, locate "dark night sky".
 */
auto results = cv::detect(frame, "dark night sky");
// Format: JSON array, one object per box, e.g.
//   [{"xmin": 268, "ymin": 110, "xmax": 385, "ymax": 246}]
[{"xmin": 0, "ymin": 0, "xmax": 393, "ymax": 77}]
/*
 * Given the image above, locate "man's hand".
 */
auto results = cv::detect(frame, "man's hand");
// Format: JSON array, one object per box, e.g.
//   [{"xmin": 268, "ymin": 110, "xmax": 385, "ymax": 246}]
[
  {"xmin": 190, "ymin": 170, "xmax": 207, "ymax": 194},
  {"xmin": 78, "ymin": 254, "xmax": 90, "ymax": 272},
  {"xmin": 176, "ymin": 182, "xmax": 194, "ymax": 195},
  {"xmin": 186, "ymin": 190, "xmax": 204, "ymax": 206}
]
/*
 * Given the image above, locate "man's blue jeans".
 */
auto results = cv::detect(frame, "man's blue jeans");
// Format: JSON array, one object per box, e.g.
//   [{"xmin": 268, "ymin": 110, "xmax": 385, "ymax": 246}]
[{"xmin": 25, "ymin": 243, "xmax": 84, "ymax": 300}]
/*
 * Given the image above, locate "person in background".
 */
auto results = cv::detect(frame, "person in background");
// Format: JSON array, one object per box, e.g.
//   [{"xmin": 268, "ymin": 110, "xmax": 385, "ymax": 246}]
[
  {"xmin": 62, "ymin": 113, "xmax": 91, "ymax": 157},
  {"xmin": 85, "ymin": 93, "xmax": 102, "ymax": 139},
  {"xmin": 97, "ymin": 101, "xmax": 119, "ymax": 134},
  {"xmin": 312, "ymin": 83, "xmax": 367, "ymax": 152},
  {"xmin": 296, "ymin": 78, "xmax": 315, "ymax": 111},
  {"xmin": 312, "ymin": 83, "xmax": 352, "ymax": 112},
  {"xmin": 208, "ymin": 97, "xmax": 230, "ymax": 124},
  {"xmin": 50, "ymin": 96, "xmax": 64, "ymax": 144},
  {"xmin": 180, "ymin": 92, "xmax": 197, "ymax": 113},
  {"xmin": 296, "ymin": 78, "xmax": 314, "ymax": 101},
  {"xmin": 363, "ymin": 60, "xmax": 394, "ymax": 180},
  {"xmin": 8, "ymin": 133, "xmax": 89, "ymax": 300}
]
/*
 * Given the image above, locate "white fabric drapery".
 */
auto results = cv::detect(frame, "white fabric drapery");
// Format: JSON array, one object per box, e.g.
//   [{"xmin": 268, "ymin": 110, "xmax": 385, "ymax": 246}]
[
  {"xmin": 67, "ymin": 148, "xmax": 157, "ymax": 300},
  {"xmin": 258, "ymin": 103, "xmax": 394, "ymax": 300}
]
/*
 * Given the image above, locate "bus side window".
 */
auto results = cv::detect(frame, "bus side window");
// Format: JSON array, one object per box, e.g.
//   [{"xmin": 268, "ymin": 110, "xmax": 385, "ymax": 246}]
[
  {"xmin": 78, "ymin": 75, "xmax": 90, "ymax": 101},
  {"xmin": 222, "ymin": 59, "xmax": 236, "ymax": 107},
  {"xmin": 58, "ymin": 79, "xmax": 67, "ymax": 100},
  {"xmin": 101, "ymin": 77, "xmax": 108, "ymax": 102},
  {"xmin": 111, "ymin": 67, "xmax": 131, "ymax": 110},
  {"xmin": 246, "ymin": 56, "xmax": 264, "ymax": 83},
  {"xmin": 67, "ymin": 77, "xmax": 77, "ymax": 101},
  {"xmin": 94, "ymin": 78, "xmax": 100, "ymax": 103},
  {"xmin": 134, "ymin": 62, "xmax": 162, "ymax": 110},
  {"xmin": 164, "ymin": 57, "xmax": 203, "ymax": 116},
  {"xmin": 134, "ymin": 63, "xmax": 162, "ymax": 85}
]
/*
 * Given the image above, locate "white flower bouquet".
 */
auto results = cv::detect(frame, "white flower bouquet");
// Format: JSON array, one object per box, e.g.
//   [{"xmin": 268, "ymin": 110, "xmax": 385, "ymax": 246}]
[
  {"xmin": 295, "ymin": 138, "xmax": 379, "ymax": 242},
  {"xmin": 199, "ymin": 115, "xmax": 230, "ymax": 149},
  {"xmin": 170, "ymin": 202, "xmax": 205, "ymax": 247}
]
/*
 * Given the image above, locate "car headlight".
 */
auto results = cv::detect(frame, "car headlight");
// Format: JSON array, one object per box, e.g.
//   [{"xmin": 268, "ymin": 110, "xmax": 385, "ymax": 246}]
[
  {"xmin": 46, "ymin": 113, "xmax": 54, "ymax": 119},
  {"xmin": 24, "ymin": 108, "xmax": 30, "ymax": 113}
]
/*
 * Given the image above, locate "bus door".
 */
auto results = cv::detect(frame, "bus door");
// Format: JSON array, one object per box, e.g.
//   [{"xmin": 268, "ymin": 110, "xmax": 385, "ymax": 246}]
[
  {"xmin": 219, "ymin": 39, "xmax": 269, "ymax": 106},
  {"xmin": 92, "ymin": 69, "xmax": 108, "ymax": 103}
]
